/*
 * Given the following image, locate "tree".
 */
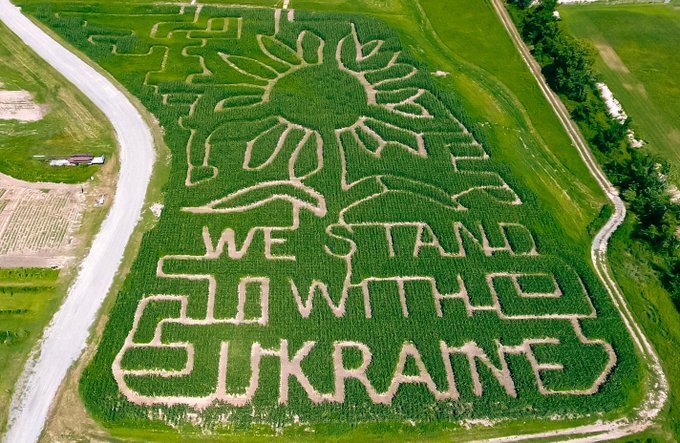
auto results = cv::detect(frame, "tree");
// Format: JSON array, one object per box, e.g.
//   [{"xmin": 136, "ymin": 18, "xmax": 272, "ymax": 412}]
[
  {"xmin": 521, "ymin": 0, "xmax": 558, "ymax": 45},
  {"xmin": 543, "ymin": 34, "xmax": 596, "ymax": 101},
  {"xmin": 509, "ymin": 0, "xmax": 533, "ymax": 9}
]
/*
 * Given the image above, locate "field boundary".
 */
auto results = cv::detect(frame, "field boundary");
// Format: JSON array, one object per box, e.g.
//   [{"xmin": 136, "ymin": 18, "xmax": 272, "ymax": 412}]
[{"xmin": 479, "ymin": 0, "xmax": 668, "ymax": 440}]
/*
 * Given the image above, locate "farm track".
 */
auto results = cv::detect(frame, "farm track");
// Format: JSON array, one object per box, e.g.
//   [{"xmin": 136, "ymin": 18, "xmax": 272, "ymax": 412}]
[
  {"xmin": 481, "ymin": 0, "xmax": 668, "ymax": 441},
  {"xmin": 0, "ymin": 1, "xmax": 154, "ymax": 442},
  {"xmin": 0, "ymin": 0, "xmax": 667, "ymax": 440}
]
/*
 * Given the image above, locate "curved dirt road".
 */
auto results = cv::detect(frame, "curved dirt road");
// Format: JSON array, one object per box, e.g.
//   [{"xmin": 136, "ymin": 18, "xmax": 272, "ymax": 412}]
[
  {"xmin": 484, "ymin": 0, "xmax": 668, "ymax": 441},
  {"xmin": 0, "ymin": 1, "xmax": 154, "ymax": 442},
  {"xmin": 0, "ymin": 0, "xmax": 666, "ymax": 441}
]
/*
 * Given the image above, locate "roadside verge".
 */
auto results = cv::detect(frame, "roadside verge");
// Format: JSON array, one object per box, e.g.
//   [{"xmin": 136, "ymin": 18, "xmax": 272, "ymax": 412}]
[
  {"xmin": 0, "ymin": 1, "xmax": 155, "ymax": 442},
  {"xmin": 483, "ymin": 0, "xmax": 668, "ymax": 441}
]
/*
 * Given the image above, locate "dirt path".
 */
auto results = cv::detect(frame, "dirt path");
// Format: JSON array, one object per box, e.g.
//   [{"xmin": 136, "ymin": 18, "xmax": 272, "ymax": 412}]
[
  {"xmin": 0, "ymin": 1, "xmax": 155, "ymax": 442},
  {"xmin": 480, "ymin": 0, "xmax": 668, "ymax": 441}
]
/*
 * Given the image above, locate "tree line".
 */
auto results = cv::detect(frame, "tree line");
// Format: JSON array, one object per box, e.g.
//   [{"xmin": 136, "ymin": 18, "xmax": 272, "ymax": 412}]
[{"xmin": 508, "ymin": 0, "xmax": 680, "ymax": 308}]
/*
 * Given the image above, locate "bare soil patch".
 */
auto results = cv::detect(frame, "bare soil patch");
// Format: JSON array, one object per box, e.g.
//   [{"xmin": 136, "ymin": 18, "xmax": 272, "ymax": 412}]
[
  {"xmin": 0, "ymin": 90, "xmax": 45, "ymax": 122},
  {"xmin": 0, "ymin": 172, "xmax": 85, "ymax": 268},
  {"xmin": 595, "ymin": 44, "xmax": 630, "ymax": 74}
]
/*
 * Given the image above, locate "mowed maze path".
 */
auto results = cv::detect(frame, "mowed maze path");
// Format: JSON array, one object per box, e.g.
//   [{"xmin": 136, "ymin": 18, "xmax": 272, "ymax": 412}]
[
  {"xmin": 0, "ymin": 1, "xmax": 154, "ymax": 442},
  {"xmin": 16, "ymin": 0, "xmax": 658, "ymax": 437},
  {"xmin": 0, "ymin": 0, "xmax": 668, "ymax": 439}
]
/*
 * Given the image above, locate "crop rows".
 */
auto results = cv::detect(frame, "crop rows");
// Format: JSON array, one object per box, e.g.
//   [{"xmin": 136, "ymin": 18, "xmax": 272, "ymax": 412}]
[
  {"xmin": 0, "ymin": 187, "xmax": 81, "ymax": 255},
  {"xmin": 0, "ymin": 268, "xmax": 58, "ymax": 347},
  {"xmin": 23, "ymin": 2, "xmax": 642, "ymax": 433}
]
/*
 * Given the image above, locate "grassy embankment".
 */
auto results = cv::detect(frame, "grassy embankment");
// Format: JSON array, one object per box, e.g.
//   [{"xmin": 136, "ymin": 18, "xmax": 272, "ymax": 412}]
[
  {"xmin": 561, "ymin": 3, "xmax": 680, "ymax": 440},
  {"xmin": 560, "ymin": 3, "xmax": 680, "ymax": 176},
  {"xmin": 0, "ymin": 21, "xmax": 115, "ymax": 183},
  {"xmin": 9, "ymin": 0, "xmax": 654, "ymax": 440}
]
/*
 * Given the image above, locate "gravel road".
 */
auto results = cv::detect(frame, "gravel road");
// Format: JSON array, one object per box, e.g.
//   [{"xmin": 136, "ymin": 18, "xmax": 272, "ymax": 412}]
[
  {"xmin": 0, "ymin": 0, "xmax": 667, "ymax": 441},
  {"xmin": 0, "ymin": 1, "xmax": 155, "ymax": 442}
]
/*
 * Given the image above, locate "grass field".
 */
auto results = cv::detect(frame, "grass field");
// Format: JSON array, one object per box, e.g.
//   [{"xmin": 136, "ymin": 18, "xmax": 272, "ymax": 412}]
[
  {"xmin": 560, "ymin": 2, "xmax": 680, "ymax": 180},
  {"xmin": 0, "ymin": 268, "xmax": 60, "ymax": 432},
  {"xmin": 607, "ymin": 221, "xmax": 680, "ymax": 441},
  {"xmin": 11, "ymin": 0, "xmax": 660, "ymax": 439},
  {"xmin": 0, "ymin": 21, "xmax": 115, "ymax": 183},
  {"xmin": 559, "ymin": 3, "xmax": 680, "ymax": 439},
  {"xmin": 0, "ymin": 19, "xmax": 119, "ymax": 436}
]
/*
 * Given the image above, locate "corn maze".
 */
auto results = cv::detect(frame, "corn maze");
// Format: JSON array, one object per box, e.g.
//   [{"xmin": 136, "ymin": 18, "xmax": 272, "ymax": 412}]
[{"xmin": 26, "ymin": 2, "xmax": 641, "ymax": 432}]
